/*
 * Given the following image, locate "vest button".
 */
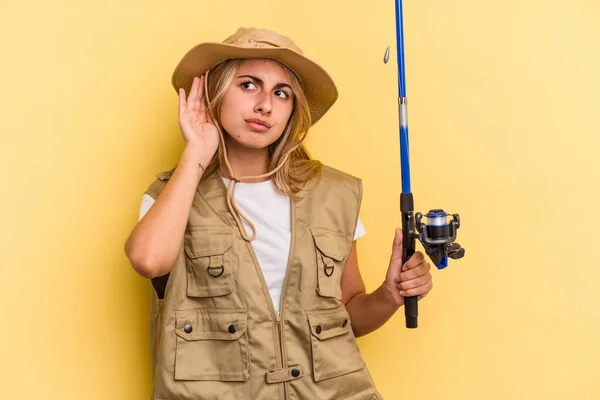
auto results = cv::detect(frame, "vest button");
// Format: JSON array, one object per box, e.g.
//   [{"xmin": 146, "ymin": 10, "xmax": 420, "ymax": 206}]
[
  {"xmin": 342, "ymin": 319, "xmax": 348, "ymax": 327},
  {"xmin": 183, "ymin": 324, "xmax": 193, "ymax": 334},
  {"xmin": 291, "ymin": 368, "xmax": 300, "ymax": 378},
  {"xmin": 228, "ymin": 324, "xmax": 237, "ymax": 334},
  {"xmin": 316, "ymin": 325, "xmax": 322, "ymax": 334}
]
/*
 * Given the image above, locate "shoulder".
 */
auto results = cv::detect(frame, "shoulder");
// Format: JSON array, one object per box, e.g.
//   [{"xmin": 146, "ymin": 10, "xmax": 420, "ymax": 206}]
[
  {"xmin": 144, "ymin": 168, "xmax": 176, "ymax": 200},
  {"xmin": 301, "ymin": 163, "xmax": 363, "ymax": 205},
  {"xmin": 319, "ymin": 164, "xmax": 362, "ymax": 193}
]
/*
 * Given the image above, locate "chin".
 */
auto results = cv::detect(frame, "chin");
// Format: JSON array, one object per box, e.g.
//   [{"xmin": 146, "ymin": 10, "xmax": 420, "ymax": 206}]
[
  {"xmin": 227, "ymin": 128, "xmax": 281, "ymax": 150},
  {"xmin": 239, "ymin": 139, "xmax": 270, "ymax": 150}
]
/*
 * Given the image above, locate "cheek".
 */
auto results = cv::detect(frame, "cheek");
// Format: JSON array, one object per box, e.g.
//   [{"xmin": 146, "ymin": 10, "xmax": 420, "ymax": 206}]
[
  {"xmin": 276, "ymin": 103, "xmax": 294, "ymax": 127},
  {"xmin": 283, "ymin": 102, "xmax": 294, "ymax": 118},
  {"xmin": 219, "ymin": 107, "xmax": 234, "ymax": 131},
  {"xmin": 219, "ymin": 97, "xmax": 240, "ymax": 131}
]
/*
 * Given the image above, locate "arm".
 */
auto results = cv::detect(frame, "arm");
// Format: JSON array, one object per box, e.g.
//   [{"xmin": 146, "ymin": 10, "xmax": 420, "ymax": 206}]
[
  {"xmin": 341, "ymin": 228, "xmax": 433, "ymax": 337},
  {"xmin": 124, "ymin": 147, "xmax": 210, "ymax": 279},
  {"xmin": 124, "ymin": 75, "xmax": 219, "ymax": 279}
]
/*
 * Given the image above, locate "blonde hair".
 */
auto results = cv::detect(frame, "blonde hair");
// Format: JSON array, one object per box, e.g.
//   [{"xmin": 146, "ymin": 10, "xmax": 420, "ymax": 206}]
[{"xmin": 201, "ymin": 58, "xmax": 321, "ymax": 201}]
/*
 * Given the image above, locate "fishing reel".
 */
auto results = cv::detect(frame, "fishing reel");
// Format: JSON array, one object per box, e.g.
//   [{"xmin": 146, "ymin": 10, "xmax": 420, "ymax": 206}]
[{"xmin": 414, "ymin": 209, "xmax": 465, "ymax": 270}]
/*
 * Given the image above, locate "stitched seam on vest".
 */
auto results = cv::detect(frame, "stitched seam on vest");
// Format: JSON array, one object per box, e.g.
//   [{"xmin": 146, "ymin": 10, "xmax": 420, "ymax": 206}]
[{"xmin": 339, "ymin": 387, "xmax": 380, "ymax": 400}]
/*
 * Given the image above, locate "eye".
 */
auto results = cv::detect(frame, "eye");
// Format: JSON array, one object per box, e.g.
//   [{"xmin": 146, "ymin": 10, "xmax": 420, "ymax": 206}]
[
  {"xmin": 275, "ymin": 89, "xmax": 289, "ymax": 99},
  {"xmin": 241, "ymin": 81, "xmax": 257, "ymax": 91}
]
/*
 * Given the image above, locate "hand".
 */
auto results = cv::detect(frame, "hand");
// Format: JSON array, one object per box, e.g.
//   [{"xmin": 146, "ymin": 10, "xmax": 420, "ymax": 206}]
[
  {"xmin": 382, "ymin": 228, "xmax": 433, "ymax": 307},
  {"xmin": 178, "ymin": 75, "xmax": 220, "ymax": 159}
]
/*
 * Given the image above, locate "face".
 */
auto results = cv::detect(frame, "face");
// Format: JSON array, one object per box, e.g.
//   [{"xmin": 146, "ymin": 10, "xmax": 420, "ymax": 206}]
[{"xmin": 219, "ymin": 59, "xmax": 295, "ymax": 150}]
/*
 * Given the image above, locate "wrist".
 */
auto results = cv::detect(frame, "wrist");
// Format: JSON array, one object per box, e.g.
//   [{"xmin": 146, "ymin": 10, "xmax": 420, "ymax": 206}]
[
  {"xmin": 180, "ymin": 146, "xmax": 213, "ymax": 180},
  {"xmin": 183, "ymin": 143, "xmax": 212, "ymax": 161},
  {"xmin": 378, "ymin": 280, "xmax": 404, "ymax": 309}
]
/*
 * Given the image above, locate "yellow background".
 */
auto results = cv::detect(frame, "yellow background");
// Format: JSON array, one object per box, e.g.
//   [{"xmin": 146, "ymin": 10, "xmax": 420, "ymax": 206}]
[{"xmin": 1, "ymin": 0, "xmax": 599, "ymax": 398}]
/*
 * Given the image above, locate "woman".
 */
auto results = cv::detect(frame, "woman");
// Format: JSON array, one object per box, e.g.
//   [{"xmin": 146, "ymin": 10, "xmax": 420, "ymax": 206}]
[{"xmin": 125, "ymin": 27, "xmax": 433, "ymax": 400}]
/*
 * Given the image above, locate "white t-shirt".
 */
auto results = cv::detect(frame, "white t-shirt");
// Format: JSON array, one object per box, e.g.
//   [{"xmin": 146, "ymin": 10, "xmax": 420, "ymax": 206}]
[{"xmin": 139, "ymin": 177, "xmax": 366, "ymax": 313}]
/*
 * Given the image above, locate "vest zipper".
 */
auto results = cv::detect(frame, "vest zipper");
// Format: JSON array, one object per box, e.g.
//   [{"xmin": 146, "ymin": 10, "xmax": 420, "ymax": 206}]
[
  {"xmin": 251, "ymin": 203, "xmax": 296, "ymax": 400},
  {"xmin": 214, "ymin": 174, "xmax": 293, "ymax": 399},
  {"xmin": 246, "ymin": 247, "xmax": 285, "ymax": 397},
  {"xmin": 276, "ymin": 200, "xmax": 296, "ymax": 400},
  {"xmin": 276, "ymin": 312, "xmax": 287, "ymax": 399},
  {"xmin": 242, "ymin": 241, "xmax": 288, "ymax": 399}
]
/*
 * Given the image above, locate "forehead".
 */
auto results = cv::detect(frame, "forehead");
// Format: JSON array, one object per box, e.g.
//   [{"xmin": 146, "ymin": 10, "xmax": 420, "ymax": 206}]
[{"xmin": 236, "ymin": 59, "xmax": 291, "ymax": 83}]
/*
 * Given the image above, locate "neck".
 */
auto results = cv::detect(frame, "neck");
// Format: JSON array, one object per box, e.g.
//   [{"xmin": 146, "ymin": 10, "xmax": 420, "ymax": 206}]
[{"xmin": 221, "ymin": 136, "xmax": 271, "ymax": 183}]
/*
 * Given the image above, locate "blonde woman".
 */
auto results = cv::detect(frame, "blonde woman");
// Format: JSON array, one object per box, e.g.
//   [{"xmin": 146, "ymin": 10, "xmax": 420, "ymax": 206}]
[{"xmin": 125, "ymin": 27, "xmax": 433, "ymax": 400}]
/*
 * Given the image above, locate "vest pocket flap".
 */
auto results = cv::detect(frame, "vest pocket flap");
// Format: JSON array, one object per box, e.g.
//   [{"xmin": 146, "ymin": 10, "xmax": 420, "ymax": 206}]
[
  {"xmin": 174, "ymin": 308, "xmax": 250, "ymax": 382},
  {"xmin": 306, "ymin": 307, "xmax": 352, "ymax": 341},
  {"xmin": 310, "ymin": 227, "xmax": 352, "ymax": 261},
  {"xmin": 175, "ymin": 309, "xmax": 248, "ymax": 341},
  {"xmin": 184, "ymin": 226, "xmax": 234, "ymax": 258},
  {"xmin": 306, "ymin": 306, "xmax": 365, "ymax": 382}
]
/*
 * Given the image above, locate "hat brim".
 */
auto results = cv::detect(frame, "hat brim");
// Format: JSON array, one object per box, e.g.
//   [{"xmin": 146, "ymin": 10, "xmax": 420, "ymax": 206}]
[{"xmin": 171, "ymin": 43, "xmax": 338, "ymax": 126}]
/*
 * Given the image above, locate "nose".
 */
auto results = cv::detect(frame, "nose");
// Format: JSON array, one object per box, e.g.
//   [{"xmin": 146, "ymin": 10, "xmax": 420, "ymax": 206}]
[{"xmin": 254, "ymin": 92, "xmax": 272, "ymax": 116}]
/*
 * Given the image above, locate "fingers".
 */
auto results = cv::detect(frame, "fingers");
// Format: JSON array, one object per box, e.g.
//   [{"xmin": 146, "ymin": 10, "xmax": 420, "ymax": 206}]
[
  {"xmin": 199, "ymin": 74, "xmax": 207, "ymax": 104},
  {"xmin": 400, "ymin": 253, "xmax": 430, "ymax": 281},
  {"xmin": 393, "ymin": 228, "xmax": 403, "ymax": 248},
  {"xmin": 196, "ymin": 75, "xmax": 208, "ymax": 112},
  {"xmin": 400, "ymin": 276, "xmax": 433, "ymax": 298},
  {"xmin": 389, "ymin": 228, "xmax": 404, "ymax": 263},
  {"xmin": 198, "ymin": 77, "xmax": 208, "ymax": 116},
  {"xmin": 397, "ymin": 271, "xmax": 431, "ymax": 291},
  {"xmin": 400, "ymin": 261, "xmax": 430, "ymax": 283},
  {"xmin": 186, "ymin": 76, "xmax": 200, "ymax": 113},
  {"xmin": 394, "ymin": 250, "xmax": 433, "ymax": 297},
  {"xmin": 179, "ymin": 76, "xmax": 210, "ymax": 123},
  {"xmin": 195, "ymin": 75, "xmax": 211, "ymax": 123},
  {"xmin": 402, "ymin": 251, "xmax": 425, "ymax": 272},
  {"xmin": 193, "ymin": 86, "xmax": 200, "ymax": 112},
  {"xmin": 179, "ymin": 88, "xmax": 186, "ymax": 111}
]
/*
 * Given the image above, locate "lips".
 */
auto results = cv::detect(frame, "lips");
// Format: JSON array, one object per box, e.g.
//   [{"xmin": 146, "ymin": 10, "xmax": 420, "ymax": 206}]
[{"xmin": 245, "ymin": 118, "xmax": 271, "ymax": 129}]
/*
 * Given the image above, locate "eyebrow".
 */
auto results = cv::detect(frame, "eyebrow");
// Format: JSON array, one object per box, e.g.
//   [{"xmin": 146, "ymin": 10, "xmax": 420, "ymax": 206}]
[{"xmin": 237, "ymin": 75, "xmax": 293, "ymax": 91}]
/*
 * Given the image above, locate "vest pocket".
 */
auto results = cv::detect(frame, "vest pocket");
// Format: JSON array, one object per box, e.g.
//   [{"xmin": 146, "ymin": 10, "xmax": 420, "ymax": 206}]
[
  {"xmin": 184, "ymin": 226, "xmax": 235, "ymax": 298},
  {"xmin": 310, "ymin": 227, "xmax": 352, "ymax": 300},
  {"xmin": 341, "ymin": 390, "xmax": 384, "ymax": 400},
  {"xmin": 353, "ymin": 395, "xmax": 382, "ymax": 400},
  {"xmin": 306, "ymin": 306, "xmax": 366, "ymax": 382},
  {"xmin": 174, "ymin": 308, "xmax": 249, "ymax": 381}
]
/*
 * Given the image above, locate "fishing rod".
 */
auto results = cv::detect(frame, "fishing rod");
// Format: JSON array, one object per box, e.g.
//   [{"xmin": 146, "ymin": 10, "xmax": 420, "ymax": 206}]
[{"xmin": 385, "ymin": 0, "xmax": 465, "ymax": 328}]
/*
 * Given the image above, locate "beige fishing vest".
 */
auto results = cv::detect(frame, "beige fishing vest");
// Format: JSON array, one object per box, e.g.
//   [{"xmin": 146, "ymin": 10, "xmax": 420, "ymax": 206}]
[{"xmin": 145, "ymin": 165, "xmax": 383, "ymax": 400}]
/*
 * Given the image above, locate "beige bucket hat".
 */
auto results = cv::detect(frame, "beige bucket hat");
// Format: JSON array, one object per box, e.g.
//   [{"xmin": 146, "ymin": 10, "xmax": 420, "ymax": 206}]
[{"xmin": 171, "ymin": 27, "xmax": 338, "ymax": 125}]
